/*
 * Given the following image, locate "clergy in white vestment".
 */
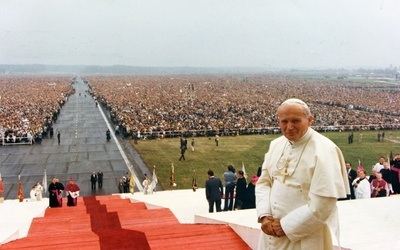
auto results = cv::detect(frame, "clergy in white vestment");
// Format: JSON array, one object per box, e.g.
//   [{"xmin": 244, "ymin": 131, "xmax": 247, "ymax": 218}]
[
  {"xmin": 352, "ymin": 169, "xmax": 371, "ymax": 199},
  {"xmin": 256, "ymin": 98, "xmax": 350, "ymax": 250}
]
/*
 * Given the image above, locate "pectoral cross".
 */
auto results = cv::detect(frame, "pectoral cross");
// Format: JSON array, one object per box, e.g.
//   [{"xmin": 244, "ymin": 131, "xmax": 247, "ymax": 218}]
[
  {"xmin": 281, "ymin": 167, "xmax": 289, "ymax": 184},
  {"xmin": 281, "ymin": 159, "xmax": 290, "ymax": 184}
]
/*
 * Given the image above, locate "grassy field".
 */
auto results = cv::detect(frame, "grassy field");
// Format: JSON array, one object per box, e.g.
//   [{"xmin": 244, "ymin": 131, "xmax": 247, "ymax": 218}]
[{"xmin": 131, "ymin": 130, "xmax": 400, "ymax": 190}]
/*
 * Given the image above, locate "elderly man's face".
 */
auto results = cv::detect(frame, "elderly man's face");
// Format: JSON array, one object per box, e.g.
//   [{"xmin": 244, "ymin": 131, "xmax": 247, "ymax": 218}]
[{"xmin": 278, "ymin": 103, "xmax": 313, "ymax": 142}]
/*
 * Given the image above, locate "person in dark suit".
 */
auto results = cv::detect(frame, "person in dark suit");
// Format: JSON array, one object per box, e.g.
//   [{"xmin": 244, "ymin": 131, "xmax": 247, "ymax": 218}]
[
  {"xmin": 48, "ymin": 177, "xmax": 64, "ymax": 207},
  {"xmin": 57, "ymin": 131, "xmax": 61, "ymax": 145},
  {"xmin": 234, "ymin": 170, "xmax": 247, "ymax": 210},
  {"xmin": 339, "ymin": 162, "xmax": 357, "ymax": 200},
  {"xmin": 90, "ymin": 172, "xmax": 97, "ymax": 191},
  {"xmin": 205, "ymin": 169, "xmax": 223, "ymax": 213},
  {"xmin": 97, "ymin": 170, "xmax": 103, "ymax": 188},
  {"xmin": 179, "ymin": 145, "xmax": 186, "ymax": 161}
]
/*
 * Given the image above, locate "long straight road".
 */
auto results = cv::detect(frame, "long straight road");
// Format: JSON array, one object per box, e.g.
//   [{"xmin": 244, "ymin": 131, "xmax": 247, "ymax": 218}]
[{"xmin": 0, "ymin": 77, "xmax": 144, "ymax": 200}]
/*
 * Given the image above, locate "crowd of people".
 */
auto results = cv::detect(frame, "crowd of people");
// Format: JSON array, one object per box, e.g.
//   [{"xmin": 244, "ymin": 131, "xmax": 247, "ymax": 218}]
[
  {"xmin": 344, "ymin": 154, "xmax": 400, "ymax": 199},
  {"xmin": 206, "ymin": 165, "xmax": 258, "ymax": 213},
  {"xmin": 85, "ymin": 75, "xmax": 400, "ymax": 139},
  {"xmin": 118, "ymin": 171, "xmax": 133, "ymax": 193},
  {"xmin": 1, "ymin": 75, "xmax": 399, "ymax": 143},
  {"xmin": 28, "ymin": 177, "xmax": 79, "ymax": 207},
  {"xmin": 0, "ymin": 76, "xmax": 75, "ymax": 144}
]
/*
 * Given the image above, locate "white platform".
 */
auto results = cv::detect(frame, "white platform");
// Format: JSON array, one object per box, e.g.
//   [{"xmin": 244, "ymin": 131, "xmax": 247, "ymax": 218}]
[
  {"xmin": 0, "ymin": 198, "xmax": 49, "ymax": 245},
  {"xmin": 1, "ymin": 190, "xmax": 400, "ymax": 250}
]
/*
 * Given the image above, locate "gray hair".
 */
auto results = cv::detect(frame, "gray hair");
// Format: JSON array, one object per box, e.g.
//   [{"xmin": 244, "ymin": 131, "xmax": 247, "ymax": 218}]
[{"xmin": 278, "ymin": 98, "xmax": 311, "ymax": 117}]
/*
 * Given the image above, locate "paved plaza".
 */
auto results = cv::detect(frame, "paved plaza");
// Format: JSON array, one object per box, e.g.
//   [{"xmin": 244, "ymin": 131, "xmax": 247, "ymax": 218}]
[{"xmin": 0, "ymin": 77, "xmax": 146, "ymax": 200}]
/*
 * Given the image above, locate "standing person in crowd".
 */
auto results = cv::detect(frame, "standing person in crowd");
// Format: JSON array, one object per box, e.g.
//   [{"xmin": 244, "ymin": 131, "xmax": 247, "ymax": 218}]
[
  {"xmin": 122, "ymin": 176, "xmax": 128, "ymax": 193},
  {"xmin": 205, "ymin": 169, "xmax": 223, "ymax": 213},
  {"xmin": 123, "ymin": 172, "xmax": 130, "ymax": 193},
  {"xmin": 340, "ymin": 162, "xmax": 357, "ymax": 200},
  {"xmin": 256, "ymin": 98, "xmax": 349, "ymax": 250},
  {"xmin": 368, "ymin": 169, "xmax": 377, "ymax": 183},
  {"xmin": 48, "ymin": 177, "xmax": 65, "ymax": 208},
  {"xmin": 234, "ymin": 170, "xmax": 247, "ymax": 210},
  {"xmin": 371, "ymin": 172, "xmax": 389, "ymax": 198},
  {"xmin": 97, "ymin": 170, "xmax": 103, "ymax": 188},
  {"xmin": 90, "ymin": 172, "xmax": 97, "ymax": 191},
  {"xmin": 30, "ymin": 184, "xmax": 39, "ymax": 201},
  {"xmin": 34, "ymin": 181, "xmax": 43, "ymax": 201},
  {"xmin": 348, "ymin": 132, "xmax": 353, "ymax": 144},
  {"xmin": 106, "ymin": 129, "xmax": 111, "ymax": 142},
  {"xmin": 118, "ymin": 178, "xmax": 124, "ymax": 193},
  {"xmin": 390, "ymin": 154, "xmax": 400, "ymax": 194},
  {"xmin": 142, "ymin": 174, "xmax": 151, "ymax": 195},
  {"xmin": 353, "ymin": 170, "xmax": 371, "ymax": 199},
  {"xmin": 65, "ymin": 178, "xmax": 80, "ymax": 206},
  {"xmin": 245, "ymin": 174, "xmax": 258, "ymax": 209},
  {"xmin": 179, "ymin": 145, "xmax": 186, "ymax": 161},
  {"xmin": 372, "ymin": 156, "xmax": 385, "ymax": 173},
  {"xmin": 380, "ymin": 161, "xmax": 394, "ymax": 194},
  {"xmin": 50, "ymin": 126, "xmax": 54, "ymax": 138},
  {"xmin": 191, "ymin": 138, "xmax": 195, "ymax": 152},
  {"xmin": 57, "ymin": 131, "xmax": 60, "ymax": 145},
  {"xmin": 223, "ymin": 165, "xmax": 237, "ymax": 211}
]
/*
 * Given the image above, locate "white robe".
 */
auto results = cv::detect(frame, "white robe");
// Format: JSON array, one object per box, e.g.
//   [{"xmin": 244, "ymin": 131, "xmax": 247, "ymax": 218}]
[
  {"xmin": 352, "ymin": 178, "xmax": 371, "ymax": 199},
  {"xmin": 256, "ymin": 128, "xmax": 349, "ymax": 250},
  {"xmin": 30, "ymin": 189, "xmax": 37, "ymax": 201},
  {"xmin": 142, "ymin": 179, "xmax": 152, "ymax": 195},
  {"xmin": 372, "ymin": 163, "xmax": 384, "ymax": 172},
  {"xmin": 35, "ymin": 184, "xmax": 43, "ymax": 201}
]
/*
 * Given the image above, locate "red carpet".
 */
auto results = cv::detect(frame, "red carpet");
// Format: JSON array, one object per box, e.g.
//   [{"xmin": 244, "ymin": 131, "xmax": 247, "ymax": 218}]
[{"xmin": 1, "ymin": 195, "xmax": 250, "ymax": 250}]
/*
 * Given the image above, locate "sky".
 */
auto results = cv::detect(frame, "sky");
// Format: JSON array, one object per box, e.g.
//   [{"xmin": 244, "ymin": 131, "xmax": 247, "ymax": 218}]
[{"xmin": 0, "ymin": 0, "xmax": 399, "ymax": 69}]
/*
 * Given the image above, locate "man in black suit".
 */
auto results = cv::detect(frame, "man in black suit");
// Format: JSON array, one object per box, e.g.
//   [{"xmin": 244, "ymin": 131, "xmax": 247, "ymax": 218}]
[
  {"xmin": 346, "ymin": 162, "xmax": 357, "ymax": 199},
  {"xmin": 90, "ymin": 172, "xmax": 97, "ymax": 191},
  {"xmin": 205, "ymin": 169, "xmax": 223, "ymax": 213},
  {"xmin": 97, "ymin": 170, "xmax": 103, "ymax": 188}
]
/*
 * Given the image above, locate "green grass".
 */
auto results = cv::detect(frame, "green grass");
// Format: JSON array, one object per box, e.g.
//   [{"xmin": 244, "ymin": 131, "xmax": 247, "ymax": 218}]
[{"xmin": 131, "ymin": 130, "xmax": 400, "ymax": 190}]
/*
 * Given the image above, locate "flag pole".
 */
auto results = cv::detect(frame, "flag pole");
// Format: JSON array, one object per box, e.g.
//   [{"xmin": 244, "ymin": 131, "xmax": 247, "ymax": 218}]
[
  {"xmin": 43, "ymin": 169, "xmax": 48, "ymax": 194},
  {"xmin": 151, "ymin": 165, "xmax": 158, "ymax": 194},
  {"xmin": 129, "ymin": 165, "xmax": 135, "ymax": 194},
  {"xmin": 18, "ymin": 175, "xmax": 24, "ymax": 202},
  {"xmin": 170, "ymin": 163, "xmax": 176, "ymax": 190},
  {"xmin": 242, "ymin": 162, "xmax": 248, "ymax": 179}
]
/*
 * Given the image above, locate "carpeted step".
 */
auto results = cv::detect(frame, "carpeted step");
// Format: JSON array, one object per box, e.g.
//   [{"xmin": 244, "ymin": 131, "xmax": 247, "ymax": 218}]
[
  {"xmin": 28, "ymin": 215, "xmax": 92, "ymax": 237},
  {"xmin": 0, "ymin": 231, "xmax": 100, "ymax": 249},
  {"xmin": 93, "ymin": 195, "xmax": 127, "ymax": 201},
  {"xmin": 144, "ymin": 224, "xmax": 250, "ymax": 249},
  {"xmin": 116, "ymin": 208, "xmax": 180, "ymax": 229},
  {"xmin": 0, "ymin": 195, "xmax": 250, "ymax": 249},
  {"xmin": 98, "ymin": 199, "xmax": 147, "ymax": 210}
]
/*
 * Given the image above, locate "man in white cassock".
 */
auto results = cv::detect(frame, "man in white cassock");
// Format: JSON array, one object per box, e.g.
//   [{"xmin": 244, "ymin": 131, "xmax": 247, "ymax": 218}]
[
  {"xmin": 256, "ymin": 98, "xmax": 350, "ymax": 250},
  {"xmin": 352, "ymin": 169, "xmax": 371, "ymax": 199}
]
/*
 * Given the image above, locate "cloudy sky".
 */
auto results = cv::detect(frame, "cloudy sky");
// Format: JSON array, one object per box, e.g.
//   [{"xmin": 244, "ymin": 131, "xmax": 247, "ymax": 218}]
[{"xmin": 0, "ymin": 0, "xmax": 399, "ymax": 69}]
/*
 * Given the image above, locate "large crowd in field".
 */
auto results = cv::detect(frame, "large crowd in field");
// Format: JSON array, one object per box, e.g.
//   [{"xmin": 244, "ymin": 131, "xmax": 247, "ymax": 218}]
[
  {"xmin": 0, "ymin": 75, "xmax": 74, "ymax": 143},
  {"xmin": 86, "ymin": 74, "xmax": 400, "ymax": 138},
  {"xmin": 1, "ymin": 74, "xmax": 399, "ymax": 142}
]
